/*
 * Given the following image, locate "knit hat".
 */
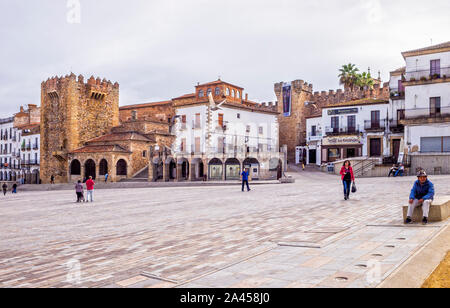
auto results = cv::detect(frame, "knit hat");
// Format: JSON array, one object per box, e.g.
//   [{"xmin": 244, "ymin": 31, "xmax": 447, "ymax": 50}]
[{"xmin": 417, "ymin": 170, "xmax": 428, "ymax": 177}]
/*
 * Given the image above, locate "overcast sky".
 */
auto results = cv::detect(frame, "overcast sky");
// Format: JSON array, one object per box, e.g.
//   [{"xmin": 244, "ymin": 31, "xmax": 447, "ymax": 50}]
[{"xmin": 0, "ymin": 0, "xmax": 449, "ymax": 117}]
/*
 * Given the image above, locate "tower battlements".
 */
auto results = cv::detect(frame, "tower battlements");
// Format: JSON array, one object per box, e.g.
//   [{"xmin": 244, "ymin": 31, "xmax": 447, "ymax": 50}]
[{"xmin": 42, "ymin": 73, "xmax": 119, "ymax": 96}]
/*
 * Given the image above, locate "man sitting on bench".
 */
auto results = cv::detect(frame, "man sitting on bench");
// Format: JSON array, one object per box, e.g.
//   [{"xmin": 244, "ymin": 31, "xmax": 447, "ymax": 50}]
[{"xmin": 405, "ymin": 170, "xmax": 434, "ymax": 225}]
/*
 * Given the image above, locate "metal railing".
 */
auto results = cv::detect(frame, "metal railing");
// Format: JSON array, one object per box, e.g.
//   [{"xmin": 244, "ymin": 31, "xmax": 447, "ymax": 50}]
[
  {"xmin": 325, "ymin": 125, "xmax": 360, "ymax": 136},
  {"xmin": 364, "ymin": 119, "xmax": 387, "ymax": 131},
  {"xmin": 389, "ymin": 120, "xmax": 404, "ymax": 132},
  {"xmin": 404, "ymin": 106, "xmax": 450, "ymax": 120},
  {"xmin": 405, "ymin": 66, "xmax": 450, "ymax": 82}
]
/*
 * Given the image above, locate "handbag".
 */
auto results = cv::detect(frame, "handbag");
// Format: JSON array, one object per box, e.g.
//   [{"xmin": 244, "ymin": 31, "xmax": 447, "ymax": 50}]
[{"xmin": 352, "ymin": 182, "xmax": 357, "ymax": 193}]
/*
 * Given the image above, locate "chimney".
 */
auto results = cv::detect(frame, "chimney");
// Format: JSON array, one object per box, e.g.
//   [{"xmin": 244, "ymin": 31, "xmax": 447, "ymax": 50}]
[{"xmin": 245, "ymin": 93, "xmax": 248, "ymax": 101}]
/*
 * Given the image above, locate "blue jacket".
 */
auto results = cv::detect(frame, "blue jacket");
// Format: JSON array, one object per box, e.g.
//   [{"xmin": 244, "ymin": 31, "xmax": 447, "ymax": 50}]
[
  {"xmin": 242, "ymin": 171, "xmax": 249, "ymax": 181},
  {"xmin": 409, "ymin": 180, "xmax": 434, "ymax": 200}
]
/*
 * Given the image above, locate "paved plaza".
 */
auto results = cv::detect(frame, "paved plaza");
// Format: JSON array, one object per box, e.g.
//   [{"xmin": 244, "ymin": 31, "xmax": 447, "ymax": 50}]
[{"xmin": 0, "ymin": 171, "xmax": 449, "ymax": 288}]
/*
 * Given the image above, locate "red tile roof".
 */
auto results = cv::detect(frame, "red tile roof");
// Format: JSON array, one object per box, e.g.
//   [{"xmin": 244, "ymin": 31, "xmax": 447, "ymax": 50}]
[
  {"xmin": 120, "ymin": 101, "xmax": 172, "ymax": 110},
  {"xmin": 17, "ymin": 123, "xmax": 40, "ymax": 131},
  {"xmin": 88, "ymin": 132, "xmax": 152, "ymax": 143},
  {"xmin": 71, "ymin": 145, "xmax": 131, "ymax": 154},
  {"xmin": 173, "ymin": 93, "xmax": 196, "ymax": 100},
  {"xmin": 402, "ymin": 41, "xmax": 450, "ymax": 58}
]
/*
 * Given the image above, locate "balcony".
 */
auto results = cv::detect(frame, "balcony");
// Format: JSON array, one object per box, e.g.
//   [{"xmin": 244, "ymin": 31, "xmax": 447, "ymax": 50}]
[
  {"xmin": 389, "ymin": 120, "xmax": 405, "ymax": 133},
  {"xmin": 364, "ymin": 119, "xmax": 387, "ymax": 132},
  {"xmin": 33, "ymin": 144, "xmax": 39, "ymax": 150},
  {"xmin": 215, "ymin": 121, "xmax": 228, "ymax": 131},
  {"xmin": 390, "ymin": 90, "xmax": 405, "ymax": 100},
  {"xmin": 26, "ymin": 145, "xmax": 31, "ymax": 151},
  {"xmin": 401, "ymin": 106, "xmax": 450, "ymax": 125},
  {"xmin": 404, "ymin": 67, "xmax": 450, "ymax": 85},
  {"xmin": 325, "ymin": 125, "xmax": 360, "ymax": 136},
  {"xmin": 308, "ymin": 131, "xmax": 323, "ymax": 142}
]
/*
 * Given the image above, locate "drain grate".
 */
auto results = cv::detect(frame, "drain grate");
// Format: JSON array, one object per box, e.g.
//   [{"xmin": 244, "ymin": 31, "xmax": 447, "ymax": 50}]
[{"xmin": 335, "ymin": 277, "xmax": 349, "ymax": 282}]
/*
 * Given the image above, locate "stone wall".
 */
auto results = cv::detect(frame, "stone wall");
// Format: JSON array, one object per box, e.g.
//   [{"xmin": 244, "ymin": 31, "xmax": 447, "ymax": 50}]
[
  {"xmin": 410, "ymin": 153, "xmax": 450, "ymax": 175},
  {"xmin": 40, "ymin": 73, "xmax": 120, "ymax": 184},
  {"xmin": 14, "ymin": 105, "xmax": 40, "ymax": 128},
  {"xmin": 119, "ymin": 103, "xmax": 174, "ymax": 123}
]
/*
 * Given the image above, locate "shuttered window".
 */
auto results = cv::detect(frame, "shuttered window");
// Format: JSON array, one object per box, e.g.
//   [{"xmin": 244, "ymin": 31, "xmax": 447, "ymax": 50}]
[
  {"xmin": 443, "ymin": 137, "xmax": 450, "ymax": 152},
  {"xmin": 421, "ymin": 137, "xmax": 443, "ymax": 152}
]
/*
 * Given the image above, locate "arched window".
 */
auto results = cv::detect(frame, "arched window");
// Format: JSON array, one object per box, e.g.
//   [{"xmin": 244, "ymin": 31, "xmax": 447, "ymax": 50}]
[
  {"xmin": 215, "ymin": 87, "xmax": 220, "ymax": 96},
  {"xmin": 207, "ymin": 88, "xmax": 212, "ymax": 96},
  {"xmin": 232, "ymin": 90, "xmax": 236, "ymax": 98},
  {"xmin": 116, "ymin": 159, "xmax": 127, "ymax": 176},
  {"xmin": 70, "ymin": 160, "xmax": 81, "ymax": 175},
  {"xmin": 198, "ymin": 90, "xmax": 204, "ymax": 98},
  {"xmin": 226, "ymin": 88, "xmax": 230, "ymax": 96},
  {"xmin": 237, "ymin": 91, "xmax": 241, "ymax": 99}
]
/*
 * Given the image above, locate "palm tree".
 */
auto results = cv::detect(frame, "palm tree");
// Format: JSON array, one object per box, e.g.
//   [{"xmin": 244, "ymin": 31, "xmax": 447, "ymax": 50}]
[
  {"xmin": 356, "ymin": 71, "xmax": 375, "ymax": 90},
  {"xmin": 338, "ymin": 64, "xmax": 360, "ymax": 91}
]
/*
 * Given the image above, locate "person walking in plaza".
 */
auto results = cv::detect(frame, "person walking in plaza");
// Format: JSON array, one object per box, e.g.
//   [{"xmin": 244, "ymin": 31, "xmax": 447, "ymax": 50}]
[
  {"xmin": 12, "ymin": 183, "xmax": 17, "ymax": 194},
  {"xmin": 50, "ymin": 175, "xmax": 55, "ymax": 184},
  {"xmin": 105, "ymin": 172, "xmax": 109, "ymax": 183},
  {"xmin": 241, "ymin": 168, "xmax": 251, "ymax": 192},
  {"xmin": 2, "ymin": 183, "xmax": 8, "ymax": 196},
  {"xmin": 340, "ymin": 160, "xmax": 355, "ymax": 200},
  {"xmin": 85, "ymin": 176, "xmax": 95, "ymax": 203},
  {"xmin": 75, "ymin": 180, "xmax": 85, "ymax": 203},
  {"xmin": 405, "ymin": 170, "xmax": 434, "ymax": 225}
]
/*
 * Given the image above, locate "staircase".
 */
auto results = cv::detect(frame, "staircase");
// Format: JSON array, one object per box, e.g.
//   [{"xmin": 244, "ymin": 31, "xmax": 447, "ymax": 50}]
[{"xmin": 120, "ymin": 166, "xmax": 149, "ymax": 182}]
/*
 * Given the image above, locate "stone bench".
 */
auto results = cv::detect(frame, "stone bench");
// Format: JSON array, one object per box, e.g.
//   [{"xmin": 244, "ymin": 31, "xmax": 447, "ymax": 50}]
[{"xmin": 403, "ymin": 196, "xmax": 450, "ymax": 223}]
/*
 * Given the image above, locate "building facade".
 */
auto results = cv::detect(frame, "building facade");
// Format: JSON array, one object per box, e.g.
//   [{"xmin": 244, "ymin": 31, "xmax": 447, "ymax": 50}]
[
  {"xmin": 399, "ymin": 42, "xmax": 450, "ymax": 174},
  {"xmin": 148, "ymin": 80, "xmax": 284, "ymax": 182},
  {"xmin": 274, "ymin": 79, "xmax": 390, "ymax": 163}
]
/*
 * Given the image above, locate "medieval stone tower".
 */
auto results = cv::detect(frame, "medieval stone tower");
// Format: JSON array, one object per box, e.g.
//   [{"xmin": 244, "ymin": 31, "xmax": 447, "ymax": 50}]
[
  {"xmin": 40, "ymin": 73, "xmax": 119, "ymax": 184},
  {"xmin": 274, "ymin": 80, "xmax": 314, "ymax": 162}
]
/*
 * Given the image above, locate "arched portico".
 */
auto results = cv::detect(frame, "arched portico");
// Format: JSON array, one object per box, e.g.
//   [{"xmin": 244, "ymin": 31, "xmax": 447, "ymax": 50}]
[
  {"xmin": 243, "ymin": 157, "xmax": 260, "ymax": 180},
  {"xmin": 208, "ymin": 158, "xmax": 223, "ymax": 180},
  {"xmin": 225, "ymin": 158, "xmax": 241, "ymax": 180}
]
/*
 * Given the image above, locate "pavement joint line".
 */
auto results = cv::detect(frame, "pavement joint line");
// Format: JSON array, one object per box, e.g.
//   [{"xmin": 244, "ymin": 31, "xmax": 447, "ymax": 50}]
[
  {"xmin": 140, "ymin": 272, "xmax": 179, "ymax": 284},
  {"xmin": 174, "ymin": 244, "xmax": 278, "ymax": 288},
  {"xmin": 377, "ymin": 222, "xmax": 450, "ymax": 288},
  {"xmin": 367, "ymin": 224, "xmax": 442, "ymax": 229},
  {"xmin": 376, "ymin": 223, "xmax": 448, "ymax": 288}
]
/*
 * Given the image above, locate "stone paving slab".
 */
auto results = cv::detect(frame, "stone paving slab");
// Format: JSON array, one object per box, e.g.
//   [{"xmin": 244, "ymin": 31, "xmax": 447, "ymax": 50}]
[{"xmin": 1, "ymin": 172, "xmax": 449, "ymax": 288}]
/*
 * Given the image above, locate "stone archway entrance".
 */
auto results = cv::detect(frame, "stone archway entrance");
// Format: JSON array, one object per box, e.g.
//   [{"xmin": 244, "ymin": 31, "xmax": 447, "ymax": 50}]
[
  {"xmin": 84, "ymin": 159, "xmax": 96, "ymax": 181},
  {"xmin": 225, "ymin": 158, "xmax": 241, "ymax": 180}
]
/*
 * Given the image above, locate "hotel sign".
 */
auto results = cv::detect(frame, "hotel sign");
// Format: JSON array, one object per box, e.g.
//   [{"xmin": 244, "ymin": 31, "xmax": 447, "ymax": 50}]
[
  {"xmin": 323, "ymin": 136, "xmax": 361, "ymax": 146},
  {"xmin": 327, "ymin": 108, "xmax": 359, "ymax": 116}
]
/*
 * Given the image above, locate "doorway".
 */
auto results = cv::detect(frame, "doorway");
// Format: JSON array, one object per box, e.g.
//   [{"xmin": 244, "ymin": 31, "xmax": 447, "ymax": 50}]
[
  {"xmin": 393, "ymin": 139, "xmax": 401, "ymax": 162},
  {"xmin": 309, "ymin": 149, "xmax": 317, "ymax": 164},
  {"xmin": 346, "ymin": 148, "xmax": 356, "ymax": 158},
  {"xmin": 370, "ymin": 139, "xmax": 382, "ymax": 157}
]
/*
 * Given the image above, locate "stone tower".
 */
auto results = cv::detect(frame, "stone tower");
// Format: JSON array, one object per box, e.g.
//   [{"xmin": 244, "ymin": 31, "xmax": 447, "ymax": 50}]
[
  {"xmin": 274, "ymin": 80, "xmax": 313, "ymax": 162},
  {"xmin": 40, "ymin": 73, "xmax": 119, "ymax": 184}
]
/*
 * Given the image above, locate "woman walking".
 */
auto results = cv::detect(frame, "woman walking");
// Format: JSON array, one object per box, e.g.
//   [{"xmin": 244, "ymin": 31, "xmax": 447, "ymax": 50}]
[{"xmin": 340, "ymin": 160, "xmax": 355, "ymax": 200}]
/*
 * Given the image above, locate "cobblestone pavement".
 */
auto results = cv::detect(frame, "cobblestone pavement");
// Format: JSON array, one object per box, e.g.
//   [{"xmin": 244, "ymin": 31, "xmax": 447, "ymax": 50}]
[{"xmin": 0, "ymin": 171, "xmax": 449, "ymax": 288}]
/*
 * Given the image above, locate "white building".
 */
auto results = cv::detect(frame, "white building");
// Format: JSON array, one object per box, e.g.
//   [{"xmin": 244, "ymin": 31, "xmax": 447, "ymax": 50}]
[
  {"xmin": 0, "ymin": 117, "xmax": 21, "ymax": 182},
  {"xmin": 18, "ymin": 124, "xmax": 40, "ymax": 183},
  {"xmin": 169, "ymin": 80, "xmax": 284, "ymax": 181},
  {"xmin": 401, "ymin": 42, "xmax": 450, "ymax": 151},
  {"xmin": 398, "ymin": 41, "xmax": 450, "ymax": 174},
  {"xmin": 306, "ymin": 98, "xmax": 391, "ymax": 165}
]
